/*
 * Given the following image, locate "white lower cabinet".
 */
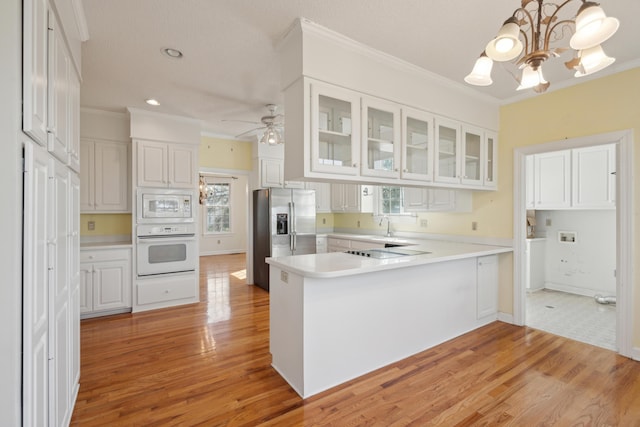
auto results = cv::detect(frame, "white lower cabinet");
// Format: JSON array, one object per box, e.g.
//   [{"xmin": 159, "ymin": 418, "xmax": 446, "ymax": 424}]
[
  {"xmin": 80, "ymin": 247, "xmax": 132, "ymax": 318},
  {"xmin": 135, "ymin": 273, "xmax": 198, "ymax": 309},
  {"xmin": 477, "ymin": 255, "xmax": 498, "ymax": 319},
  {"xmin": 316, "ymin": 235, "xmax": 328, "ymax": 253}
]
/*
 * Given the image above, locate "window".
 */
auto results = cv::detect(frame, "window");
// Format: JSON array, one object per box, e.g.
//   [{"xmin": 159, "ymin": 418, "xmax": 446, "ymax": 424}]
[
  {"xmin": 379, "ymin": 186, "xmax": 405, "ymax": 215},
  {"xmin": 204, "ymin": 182, "xmax": 231, "ymax": 233}
]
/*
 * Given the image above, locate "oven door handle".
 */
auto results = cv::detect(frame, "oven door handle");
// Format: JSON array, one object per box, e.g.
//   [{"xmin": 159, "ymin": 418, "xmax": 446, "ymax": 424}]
[{"xmin": 137, "ymin": 234, "xmax": 196, "ymax": 243}]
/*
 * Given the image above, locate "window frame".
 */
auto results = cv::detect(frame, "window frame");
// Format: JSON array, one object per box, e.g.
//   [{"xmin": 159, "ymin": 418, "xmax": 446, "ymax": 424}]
[{"xmin": 202, "ymin": 179, "xmax": 233, "ymax": 235}]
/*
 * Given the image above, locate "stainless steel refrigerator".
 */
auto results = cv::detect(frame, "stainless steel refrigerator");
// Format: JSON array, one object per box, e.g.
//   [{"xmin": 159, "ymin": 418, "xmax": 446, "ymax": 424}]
[{"xmin": 253, "ymin": 188, "xmax": 316, "ymax": 291}]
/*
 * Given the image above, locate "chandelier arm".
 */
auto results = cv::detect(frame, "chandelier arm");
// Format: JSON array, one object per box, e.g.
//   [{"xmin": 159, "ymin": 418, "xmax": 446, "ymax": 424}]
[
  {"xmin": 544, "ymin": 19, "xmax": 576, "ymax": 50},
  {"xmin": 542, "ymin": 0, "xmax": 579, "ymax": 49},
  {"xmin": 513, "ymin": 7, "xmax": 535, "ymax": 55}
]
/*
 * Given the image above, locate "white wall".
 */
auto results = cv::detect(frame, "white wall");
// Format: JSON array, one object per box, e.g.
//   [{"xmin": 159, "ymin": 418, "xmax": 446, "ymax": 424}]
[
  {"xmin": 199, "ymin": 174, "xmax": 248, "ymax": 255},
  {"xmin": 1, "ymin": 0, "xmax": 25, "ymax": 422},
  {"xmin": 535, "ymin": 210, "xmax": 616, "ymax": 296},
  {"xmin": 81, "ymin": 108, "xmax": 130, "ymax": 140}
]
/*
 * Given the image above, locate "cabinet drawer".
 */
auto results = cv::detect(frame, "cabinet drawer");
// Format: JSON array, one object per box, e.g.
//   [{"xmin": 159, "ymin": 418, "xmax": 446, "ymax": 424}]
[
  {"xmin": 350, "ymin": 240, "xmax": 384, "ymax": 249},
  {"xmin": 81, "ymin": 248, "xmax": 130, "ymax": 263},
  {"xmin": 327, "ymin": 238, "xmax": 350, "ymax": 249},
  {"xmin": 136, "ymin": 275, "xmax": 197, "ymax": 305}
]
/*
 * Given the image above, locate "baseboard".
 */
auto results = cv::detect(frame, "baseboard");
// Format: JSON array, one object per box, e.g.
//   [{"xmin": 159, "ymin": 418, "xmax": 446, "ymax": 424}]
[
  {"xmin": 632, "ymin": 347, "xmax": 640, "ymax": 362},
  {"xmin": 497, "ymin": 312, "xmax": 514, "ymax": 324},
  {"xmin": 544, "ymin": 282, "xmax": 615, "ymax": 298},
  {"xmin": 199, "ymin": 250, "xmax": 246, "ymax": 256}
]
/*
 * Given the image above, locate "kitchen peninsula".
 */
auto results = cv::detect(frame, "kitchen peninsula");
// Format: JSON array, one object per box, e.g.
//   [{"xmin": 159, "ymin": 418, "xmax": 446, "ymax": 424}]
[{"xmin": 267, "ymin": 238, "xmax": 512, "ymax": 398}]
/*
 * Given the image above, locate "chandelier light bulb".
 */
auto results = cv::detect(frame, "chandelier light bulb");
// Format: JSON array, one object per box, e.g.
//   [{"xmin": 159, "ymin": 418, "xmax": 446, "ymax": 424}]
[
  {"xmin": 464, "ymin": 54, "xmax": 494, "ymax": 86},
  {"xmin": 517, "ymin": 65, "xmax": 547, "ymax": 91},
  {"xmin": 575, "ymin": 45, "xmax": 616, "ymax": 77},
  {"xmin": 485, "ymin": 17, "xmax": 523, "ymax": 62},
  {"xmin": 570, "ymin": 2, "xmax": 619, "ymax": 50}
]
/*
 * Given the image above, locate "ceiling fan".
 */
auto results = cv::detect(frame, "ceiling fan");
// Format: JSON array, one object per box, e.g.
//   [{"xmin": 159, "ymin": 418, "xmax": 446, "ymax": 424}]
[{"xmin": 226, "ymin": 104, "xmax": 284, "ymax": 145}]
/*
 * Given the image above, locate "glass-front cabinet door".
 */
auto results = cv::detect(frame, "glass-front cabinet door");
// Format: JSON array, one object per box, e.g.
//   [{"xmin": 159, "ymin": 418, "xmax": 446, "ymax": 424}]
[
  {"xmin": 484, "ymin": 131, "xmax": 497, "ymax": 188},
  {"xmin": 401, "ymin": 107, "xmax": 434, "ymax": 182},
  {"xmin": 310, "ymin": 82, "xmax": 360, "ymax": 176},
  {"xmin": 434, "ymin": 117, "xmax": 461, "ymax": 184},
  {"xmin": 361, "ymin": 97, "xmax": 401, "ymax": 178},
  {"xmin": 461, "ymin": 125, "xmax": 483, "ymax": 186}
]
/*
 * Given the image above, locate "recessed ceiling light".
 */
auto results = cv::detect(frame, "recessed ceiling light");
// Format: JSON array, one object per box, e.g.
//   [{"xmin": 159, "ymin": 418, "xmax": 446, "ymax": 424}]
[
  {"xmin": 161, "ymin": 47, "xmax": 183, "ymax": 59},
  {"xmin": 145, "ymin": 99, "xmax": 160, "ymax": 106}
]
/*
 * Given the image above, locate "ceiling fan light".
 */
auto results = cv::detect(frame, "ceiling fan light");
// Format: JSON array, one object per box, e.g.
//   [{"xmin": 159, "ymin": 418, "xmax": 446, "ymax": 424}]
[
  {"xmin": 574, "ymin": 45, "xmax": 616, "ymax": 77},
  {"xmin": 570, "ymin": 3, "xmax": 619, "ymax": 50},
  {"xmin": 485, "ymin": 17, "xmax": 523, "ymax": 62},
  {"xmin": 464, "ymin": 54, "xmax": 493, "ymax": 86},
  {"xmin": 260, "ymin": 126, "xmax": 283, "ymax": 145},
  {"xmin": 517, "ymin": 65, "xmax": 546, "ymax": 91}
]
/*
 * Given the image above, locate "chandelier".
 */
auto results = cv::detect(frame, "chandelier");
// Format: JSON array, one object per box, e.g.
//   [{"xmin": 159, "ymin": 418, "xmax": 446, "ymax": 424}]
[{"xmin": 465, "ymin": 0, "xmax": 619, "ymax": 93}]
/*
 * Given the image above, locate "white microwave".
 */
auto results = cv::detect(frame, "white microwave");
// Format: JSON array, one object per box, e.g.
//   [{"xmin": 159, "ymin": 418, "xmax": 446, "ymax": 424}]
[{"xmin": 137, "ymin": 189, "xmax": 195, "ymax": 222}]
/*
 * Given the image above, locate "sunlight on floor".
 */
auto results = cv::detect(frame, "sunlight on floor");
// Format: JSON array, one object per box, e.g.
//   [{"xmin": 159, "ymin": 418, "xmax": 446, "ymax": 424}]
[{"xmin": 231, "ymin": 269, "xmax": 246, "ymax": 281}]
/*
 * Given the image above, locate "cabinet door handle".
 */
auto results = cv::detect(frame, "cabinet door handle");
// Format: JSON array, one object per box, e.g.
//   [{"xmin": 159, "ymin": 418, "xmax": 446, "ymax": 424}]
[
  {"xmin": 352, "ymin": 163, "xmax": 357, "ymax": 168},
  {"xmin": 403, "ymin": 169, "xmax": 408, "ymax": 172}
]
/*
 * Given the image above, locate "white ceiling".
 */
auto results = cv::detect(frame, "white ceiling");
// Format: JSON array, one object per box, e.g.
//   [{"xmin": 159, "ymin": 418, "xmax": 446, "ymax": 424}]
[{"xmin": 80, "ymin": 0, "xmax": 640, "ymax": 139}]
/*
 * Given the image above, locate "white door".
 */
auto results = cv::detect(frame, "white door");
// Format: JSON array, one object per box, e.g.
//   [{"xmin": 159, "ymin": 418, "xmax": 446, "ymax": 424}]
[
  {"xmin": 137, "ymin": 140, "xmax": 167, "ymax": 187},
  {"xmin": 477, "ymin": 255, "xmax": 498, "ymax": 319},
  {"xmin": 79, "ymin": 140, "xmax": 94, "ymax": 211},
  {"xmin": 93, "ymin": 260, "xmax": 129, "ymax": 311},
  {"xmin": 169, "ymin": 144, "xmax": 196, "ymax": 188},
  {"xmin": 572, "ymin": 144, "xmax": 616, "ymax": 208}
]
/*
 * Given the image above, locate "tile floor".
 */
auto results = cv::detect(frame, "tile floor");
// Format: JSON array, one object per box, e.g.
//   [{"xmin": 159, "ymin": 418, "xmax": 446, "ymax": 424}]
[{"xmin": 526, "ymin": 289, "xmax": 617, "ymax": 351}]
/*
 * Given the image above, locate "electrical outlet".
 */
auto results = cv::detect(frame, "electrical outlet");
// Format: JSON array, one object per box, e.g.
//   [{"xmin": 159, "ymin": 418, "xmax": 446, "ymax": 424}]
[
  {"xmin": 420, "ymin": 219, "xmax": 428, "ymax": 228},
  {"xmin": 322, "ymin": 218, "xmax": 326, "ymax": 225},
  {"xmin": 281, "ymin": 270, "xmax": 288, "ymax": 283},
  {"xmin": 88, "ymin": 221, "xmax": 95, "ymax": 231},
  {"xmin": 357, "ymin": 220, "xmax": 361, "ymax": 228},
  {"xmin": 472, "ymin": 221, "xmax": 478, "ymax": 231}
]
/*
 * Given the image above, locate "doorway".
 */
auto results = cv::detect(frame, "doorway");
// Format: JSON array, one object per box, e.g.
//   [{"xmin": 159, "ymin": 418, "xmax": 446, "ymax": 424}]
[{"xmin": 513, "ymin": 131, "xmax": 633, "ymax": 358}]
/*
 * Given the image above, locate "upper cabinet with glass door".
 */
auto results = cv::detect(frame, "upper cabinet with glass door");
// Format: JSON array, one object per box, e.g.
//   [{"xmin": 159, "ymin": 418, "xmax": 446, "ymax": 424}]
[
  {"xmin": 310, "ymin": 82, "xmax": 360, "ymax": 176},
  {"xmin": 434, "ymin": 117, "xmax": 461, "ymax": 184},
  {"xmin": 401, "ymin": 107, "xmax": 434, "ymax": 182},
  {"xmin": 361, "ymin": 97, "xmax": 401, "ymax": 178},
  {"xmin": 484, "ymin": 132, "xmax": 498, "ymax": 189},
  {"xmin": 461, "ymin": 125, "xmax": 484, "ymax": 186}
]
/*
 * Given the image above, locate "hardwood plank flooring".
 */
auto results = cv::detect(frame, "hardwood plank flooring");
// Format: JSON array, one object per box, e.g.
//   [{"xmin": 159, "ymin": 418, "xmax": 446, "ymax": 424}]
[{"xmin": 71, "ymin": 254, "xmax": 640, "ymax": 426}]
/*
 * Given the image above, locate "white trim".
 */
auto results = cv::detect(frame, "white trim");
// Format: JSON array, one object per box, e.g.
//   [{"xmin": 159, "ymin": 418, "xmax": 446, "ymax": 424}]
[
  {"xmin": 199, "ymin": 250, "xmax": 247, "ymax": 257},
  {"xmin": 70, "ymin": 0, "xmax": 89, "ymax": 41},
  {"xmin": 497, "ymin": 312, "xmax": 514, "ymax": 324},
  {"xmin": 199, "ymin": 166, "xmax": 250, "ymax": 176},
  {"xmin": 513, "ymin": 130, "xmax": 634, "ymax": 358},
  {"xmin": 632, "ymin": 347, "xmax": 640, "ymax": 362},
  {"xmin": 278, "ymin": 18, "xmax": 501, "ymax": 107},
  {"xmin": 80, "ymin": 106, "xmax": 128, "ymax": 119}
]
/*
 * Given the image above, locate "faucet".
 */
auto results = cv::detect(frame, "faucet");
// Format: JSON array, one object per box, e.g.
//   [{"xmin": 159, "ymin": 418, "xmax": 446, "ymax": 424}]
[{"xmin": 379, "ymin": 216, "xmax": 392, "ymax": 237}]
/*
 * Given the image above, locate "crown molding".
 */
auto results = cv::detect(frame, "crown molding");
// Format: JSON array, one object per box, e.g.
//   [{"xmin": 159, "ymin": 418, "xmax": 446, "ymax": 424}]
[
  {"xmin": 70, "ymin": 0, "xmax": 89, "ymax": 41},
  {"xmin": 80, "ymin": 106, "xmax": 128, "ymax": 118}
]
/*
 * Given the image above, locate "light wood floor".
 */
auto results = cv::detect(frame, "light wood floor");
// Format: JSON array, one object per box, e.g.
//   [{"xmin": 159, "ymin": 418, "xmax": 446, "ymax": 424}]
[{"xmin": 71, "ymin": 254, "xmax": 640, "ymax": 426}]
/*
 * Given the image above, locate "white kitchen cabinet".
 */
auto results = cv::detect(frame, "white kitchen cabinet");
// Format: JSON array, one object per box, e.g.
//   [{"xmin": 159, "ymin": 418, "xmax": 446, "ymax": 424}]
[
  {"xmin": 461, "ymin": 125, "xmax": 484, "ymax": 186},
  {"xmin": 401, "ymin": 107, "xmax": 434, "ymax": 182},
  {"xmin": 483, "ymin": 132, "xmax": 498, "ymax": 189},
  {"xmin": 305, "ymin": 181, "xmax": 332, "ymax": 213},
  {"xmin": 80, "ymin": 248, "xmax": 132, "ymax": 317},
  {"xmin": 316, "ymin": 235, "xmax": 328, "ymax": 254},
  {"xmin": 259, "ymin": 157, "xmax": 284, "ymax": 187},
  {"xmin": 525, "ymin": 155, "xmax": 535, "ymax": 209},
  {"xmin": 572, "ymin": 144, "xmax": 616, "ymax": 209},
  {"xmin": 434, "ymin": 117, "xmax": 460, "ymax": 184},
  {"xmin": 477, "ymin": 255, "xmax": 498, "ymax": 319},
  {"xmin": 136, "ymin": 140, "xmax": 197, "ymax": 189},
  {"xmin": 534, "ymin": 150, "xmax": 571, "ymax": 209},
  {"xmin": 330, "ymin": 183, "xmax": 373, "ymax": 213},
  {"xmin": 403, "ymin": 187, "xmax": 468, "ymax": 212},
  {"xmin": 47, "ymin": 11, "xmax": 70, "ymax": 164},
  {"xmin": 311, "ymin": 81, "xmax": 361, "ymax": 176},
  {"xmin": 81, "ymin": 139, "xmax": 130, "ymax": 212},
  {"xmin": 69, "ymin": 172, "xmax": 81, "ymax": 399},
  {"xmin": 361, "ymin": 96, "xmax": 401, "ymax": 178},
  {"xmin": 23, "ymin": 0, "xmax": 49, "ymax": 146},
  {"xmin": 68, "ymin": 69, "xmax": 81, "ymax": 173},
  {"xmin": 525, "ymin": 238, "xmax": 546, "ymax": 291}
]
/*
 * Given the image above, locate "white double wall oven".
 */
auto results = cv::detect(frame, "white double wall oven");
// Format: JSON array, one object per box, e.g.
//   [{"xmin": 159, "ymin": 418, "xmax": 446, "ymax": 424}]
[{"xmin": 136, "ymin": 189, "xmax": 198, "ymax": 278}]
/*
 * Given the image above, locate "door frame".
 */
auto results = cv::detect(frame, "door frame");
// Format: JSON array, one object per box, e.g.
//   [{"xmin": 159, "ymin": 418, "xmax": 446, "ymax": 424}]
[{"xmin": 512, "ymin": 130, "xmax": 634, "ymax": 359}]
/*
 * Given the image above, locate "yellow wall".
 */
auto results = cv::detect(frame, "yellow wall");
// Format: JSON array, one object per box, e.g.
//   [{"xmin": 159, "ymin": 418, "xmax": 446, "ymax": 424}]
[
  {"xmin": 200, "ymin": 136, "xmax": 252, "ymax": 170},
  {"xmin": 80, "ymin": 213, "xmax": 132, "ymax": 237}
]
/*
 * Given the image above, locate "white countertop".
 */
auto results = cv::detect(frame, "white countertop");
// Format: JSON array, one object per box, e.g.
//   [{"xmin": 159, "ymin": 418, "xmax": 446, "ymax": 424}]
[{"xmin": 266, "ymin": 237, "xmax": 512, "ymax": 279}]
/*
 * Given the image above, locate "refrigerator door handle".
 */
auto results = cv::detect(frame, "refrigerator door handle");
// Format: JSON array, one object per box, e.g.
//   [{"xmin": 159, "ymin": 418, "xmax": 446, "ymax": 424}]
[{"xmin": 289, "ymin": 202, "xmax": 295, "ymax": 252}]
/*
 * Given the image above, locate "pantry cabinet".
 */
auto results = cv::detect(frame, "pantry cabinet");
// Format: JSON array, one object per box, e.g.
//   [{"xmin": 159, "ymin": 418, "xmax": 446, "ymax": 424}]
[
  {"xmin": 136, "ymin": 140, "xmax": 197, "ymax": 189},
  {"xmin": 47, "ymin": 10, "xmax": 71, "ymax": 163},
  {"xmin": 80, "ymin": 248, "xmax": 132, "ymax": 317},
  {"xmin": 80, "ymin": 139, "xmax": 130, "ymax": 212}
]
